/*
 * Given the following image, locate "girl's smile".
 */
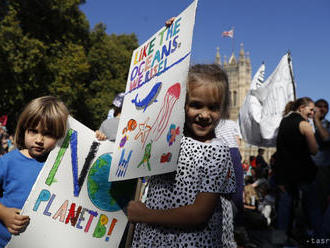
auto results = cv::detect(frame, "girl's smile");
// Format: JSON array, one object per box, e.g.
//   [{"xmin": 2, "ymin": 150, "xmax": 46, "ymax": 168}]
[{"xmin": 185, "ymin": 82, "xmax": 221, "ymax": 142}]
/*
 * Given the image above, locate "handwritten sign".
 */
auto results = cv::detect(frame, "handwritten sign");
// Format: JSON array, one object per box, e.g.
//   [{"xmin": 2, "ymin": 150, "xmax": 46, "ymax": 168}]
[
  {"xmin": 109, "ymin": 0, "xmax": 198, "ymax": 181},
  {"xmin": 8, "ymin": 117, "xmax": 130, "ymax": 248}
]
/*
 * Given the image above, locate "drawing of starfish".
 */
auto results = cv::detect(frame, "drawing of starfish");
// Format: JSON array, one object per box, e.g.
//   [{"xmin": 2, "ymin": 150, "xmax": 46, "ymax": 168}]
[{"xmin": 134, "ymin": 117, "xmax": 152, "ymax": 144}]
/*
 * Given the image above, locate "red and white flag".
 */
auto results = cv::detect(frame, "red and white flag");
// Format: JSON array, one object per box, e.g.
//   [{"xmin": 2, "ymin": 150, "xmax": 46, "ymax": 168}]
[{"xmin": 222, "ymin": 29, "xmax": 234, "ymax": 38}]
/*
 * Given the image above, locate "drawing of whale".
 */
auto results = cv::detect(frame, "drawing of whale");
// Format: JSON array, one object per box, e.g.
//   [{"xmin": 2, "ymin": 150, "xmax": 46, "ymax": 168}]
[{"xmin": 131, "ymin": 82, "xmax": 162, "ymax": 112}]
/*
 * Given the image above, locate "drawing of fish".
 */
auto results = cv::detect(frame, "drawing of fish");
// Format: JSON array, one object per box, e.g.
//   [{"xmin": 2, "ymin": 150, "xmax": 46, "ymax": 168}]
[{"xmin": 131, "ymin": 82, "xmax": 162, "ymax": 112}]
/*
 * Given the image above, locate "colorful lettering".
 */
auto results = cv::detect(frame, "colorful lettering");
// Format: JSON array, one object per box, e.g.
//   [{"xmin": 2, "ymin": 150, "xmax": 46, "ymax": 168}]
[
  {"xmin": 133, "ymin": 51, "xmax": 139, "ymax": 65},
  {"xmin": 75, "ymin": 141, "xmax": 100, "ymax": 197},
  {"xmin": 93, "ymin": 214, "xmax": 108, "ymax": 238},
  {"xmin": 158, "ymin": 27, "xmax": 167, "ymax": 46},
  {"xmin": 65, "ymin": 203, "xmax": 82, "ymax": 226},
  {"xmin": 84, "ymin": 210, "xmax": 98, "ymax": 233},
  {"xmin": 44, "ymin": 193, "xmax": 56, "ymax": 216},
  {"xmin": 148, "ymin": 37, "xmax": 156, "ymax": 55},
  {"xmin": 53, "ymin": 200, "xmax": 69, "ymax": 222},
  {"xmin": 76, "ymin": 208, "xmax": 88, "ymax": 229},
  {"xmin": 151, "ymin": 50, "xmax": 161, "ymax": 67},
  {"xmin": 173, "ymin": 17, "xmax": 182, "ymax": 36},
  {"xmin": 45, "ymin": 129, "xmax": 73, "ymax": 186},
  {"xmin": 105, "ymin": 218, "xmax": 118, "ymax": 241},
  {"xmin": 33, "ymin": 189, "xmax": 51, "ymax": 211},
  {"xmin": 130, "ymin": 65, "xmax": 138, "ymax": 81}
]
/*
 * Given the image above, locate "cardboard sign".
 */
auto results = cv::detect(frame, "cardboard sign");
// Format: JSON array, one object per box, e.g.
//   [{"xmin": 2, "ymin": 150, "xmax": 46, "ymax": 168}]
[
  {"xmin": 109, "ymin": 0, "xmax": 198, "ymax": 181},
  {"xmin": 8, "ymin": 117, "xmax": 131, "ymax": 248}
]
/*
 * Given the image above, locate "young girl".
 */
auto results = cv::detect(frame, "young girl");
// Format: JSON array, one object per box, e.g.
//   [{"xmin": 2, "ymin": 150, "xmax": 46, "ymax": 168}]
[{"xmin": 128, "ymin": 64, "xmax": 236, "ymax": 247}]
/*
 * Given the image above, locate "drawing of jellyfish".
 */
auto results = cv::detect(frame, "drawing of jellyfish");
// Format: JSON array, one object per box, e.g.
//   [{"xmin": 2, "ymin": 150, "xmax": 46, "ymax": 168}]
[
  {"xmin": 143, "ymin": 83, "xmax": 181, "ymax": 147},
  {"xmin": 166, "ymin": 124, "xmax": 180, "ymax": 146},
  {"xmin": 137, "ymin": 141, "xmax": 152, "ymax": 171}
]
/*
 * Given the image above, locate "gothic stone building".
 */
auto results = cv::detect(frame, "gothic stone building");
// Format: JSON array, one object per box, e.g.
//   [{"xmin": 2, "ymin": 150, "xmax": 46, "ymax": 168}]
[{"xmin": 215, "ymin": 44, "xmax": 276, "ymax": 163}]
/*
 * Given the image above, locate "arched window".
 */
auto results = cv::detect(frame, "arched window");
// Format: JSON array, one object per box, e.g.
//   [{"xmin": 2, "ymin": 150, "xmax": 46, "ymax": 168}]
[{"xmin": 233, "ymin": 91, "xmax": 237, "ymax": 106}]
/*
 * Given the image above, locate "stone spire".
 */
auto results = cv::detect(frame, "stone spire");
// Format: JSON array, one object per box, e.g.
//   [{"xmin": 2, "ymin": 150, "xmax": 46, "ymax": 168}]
[
  {"xmin": 239, "ymin": 43, "xmax": 245, "ymax": 60},
  {"xmin": 215, "ymin": 47, "xmax": 221, "ymax": 65},
  {"xmin": 246, "ymin": 51, "xmax": 251, "ymax": 65},
  {"xmin": 229, "ymin": 52, "xmax": 236, "ymax": 64}
]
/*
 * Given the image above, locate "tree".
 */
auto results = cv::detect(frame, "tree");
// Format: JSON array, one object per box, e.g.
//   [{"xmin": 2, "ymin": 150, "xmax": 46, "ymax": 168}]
[
  {"xmin": 0, "ymin": 0, "xmax": 138, "ymax": 132},
  {"xmin": 85, "ymin": 24, "xmax": 138, "ymax": 128}
]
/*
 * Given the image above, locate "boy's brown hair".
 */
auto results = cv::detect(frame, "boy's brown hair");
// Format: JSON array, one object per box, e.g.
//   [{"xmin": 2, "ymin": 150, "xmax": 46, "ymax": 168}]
[{"xmin": 14, "ymin": 96, "xmax": 69, "ymax": 149}]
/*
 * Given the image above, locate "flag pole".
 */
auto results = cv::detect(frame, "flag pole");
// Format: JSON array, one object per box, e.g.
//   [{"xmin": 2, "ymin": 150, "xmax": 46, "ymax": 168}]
[
  {"xmin": 287, "ymin": 51, "xmax": 296, "ymax": 100},
  {"xmin": 231, "ymin": 26, "xmax": 235, "ymax": 54}
]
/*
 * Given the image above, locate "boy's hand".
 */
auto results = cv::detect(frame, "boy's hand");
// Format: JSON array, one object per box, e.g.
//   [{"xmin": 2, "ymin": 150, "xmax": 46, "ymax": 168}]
[
  {"xmin": 127, "ymin": 200, "xmax": 149, "ymax": 223},
  {"xmin": 2, "ymin": 207, "xmax": 30, "ymax": 235},
  {"xmin": 95, "ymin": 130, "xmax": 107, "ymax": 141}
]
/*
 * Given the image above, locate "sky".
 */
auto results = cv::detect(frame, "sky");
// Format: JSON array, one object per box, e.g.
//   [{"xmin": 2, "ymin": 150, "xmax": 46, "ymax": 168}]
[{"xmin": 80, "ymin": 0, "xmax": 330, "ymax": 104}]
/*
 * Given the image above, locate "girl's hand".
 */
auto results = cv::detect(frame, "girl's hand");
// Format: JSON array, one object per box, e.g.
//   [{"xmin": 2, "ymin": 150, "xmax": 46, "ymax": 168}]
[
  {"xmin": 165, "ymin": 17, "xmax": 175, "ymax": 27},
  {"xmin": 127, "ymin": 200, "xmax": 149, "ymax": 223},
  {"xmin": 95, "ymin": 130, "xmax": 107, "ymax": 141},
  {"xmin": 1, "ymin": 207, "xmax": 30, "ymax": 235}
]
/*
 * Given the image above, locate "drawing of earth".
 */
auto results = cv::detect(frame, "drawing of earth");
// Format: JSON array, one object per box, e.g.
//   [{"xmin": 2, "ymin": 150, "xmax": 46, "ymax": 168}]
[{"xmin": 87, "ymin": 153, "xmax": 136, "ymax": 212}]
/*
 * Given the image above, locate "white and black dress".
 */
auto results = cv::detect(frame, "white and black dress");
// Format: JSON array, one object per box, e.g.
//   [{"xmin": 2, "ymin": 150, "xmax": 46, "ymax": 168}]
[{"xmin": 132, "ymin": 136, "xmax": 236, "ymax": 248}]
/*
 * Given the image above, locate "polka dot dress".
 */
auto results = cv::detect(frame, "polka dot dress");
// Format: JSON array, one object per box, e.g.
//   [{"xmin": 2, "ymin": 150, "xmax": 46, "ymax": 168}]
[{"xmin": 132, "ymin": 136, "xmax": 236, "ymax": 248}]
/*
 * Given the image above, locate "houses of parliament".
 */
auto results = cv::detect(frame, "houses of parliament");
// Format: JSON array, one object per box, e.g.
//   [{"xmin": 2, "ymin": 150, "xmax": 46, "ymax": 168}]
[{"xmin": 215, "ymin": 43, "xmax": 275, "ymax": 163}]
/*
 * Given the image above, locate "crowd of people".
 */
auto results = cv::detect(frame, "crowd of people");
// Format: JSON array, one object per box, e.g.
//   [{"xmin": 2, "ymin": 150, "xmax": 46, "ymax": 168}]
[
  {"xmin": 0, "ymin": 66, "xmax": 329, "ymax": 248},
  {"xmin": 0, "ymin": 125, "xmax": 14, "ymax": 156},
  {"xmin": 233, "ymin": 98, "xmax": 330, "ymax": 248}
]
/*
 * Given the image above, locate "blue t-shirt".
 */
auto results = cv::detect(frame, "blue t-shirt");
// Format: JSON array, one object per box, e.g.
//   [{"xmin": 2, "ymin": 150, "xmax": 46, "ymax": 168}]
[{"xmin": 0, "ymin": 149, "xmax": 44, "ymax": 247}]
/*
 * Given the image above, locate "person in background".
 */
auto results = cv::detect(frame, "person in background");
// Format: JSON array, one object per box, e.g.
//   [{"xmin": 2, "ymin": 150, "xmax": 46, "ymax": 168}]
[
  {"xmin": 275, "ymin": 97, "xmax": 318, "ymax": 243},
  {"xmin": 242, "ymin": 159, "xmax": 250, "ymax": 174},
  {"xmin": 255, "ymin": 148, "xmax": 269, "ymax": 179},
  {"xmin": 311, "ymin": 99, "xmax": 330, "ymax": 238},
  {"xmin": 96, "ymin": 92, "xmax": 125, "ymax": 142},
  {"xmin": 312, "ymin": 99, "xmax": 330, "ymax": 167},
  {"xmin": 215, "ymin": 119, "xmax": 244, "ymax": 212},
  {"xmin": 0, "ymin": 127, "xmax": 5, "ymax": 141}
]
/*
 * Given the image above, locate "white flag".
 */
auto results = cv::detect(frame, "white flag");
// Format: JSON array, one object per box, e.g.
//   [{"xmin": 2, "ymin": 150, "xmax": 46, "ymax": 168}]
[
  {"xmin": 239, "ymin": 54, "xmax": 295, "ymax": 147},
  {"xmin": 239, "ymin": 63, "xmax": 265, "ymax": 146}
]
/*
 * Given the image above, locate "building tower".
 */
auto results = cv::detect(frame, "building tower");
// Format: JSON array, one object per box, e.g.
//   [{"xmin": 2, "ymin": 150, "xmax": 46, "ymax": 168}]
[{"xmin": 215, "ymin": 44, "xmax": 275, "ymax": 163}]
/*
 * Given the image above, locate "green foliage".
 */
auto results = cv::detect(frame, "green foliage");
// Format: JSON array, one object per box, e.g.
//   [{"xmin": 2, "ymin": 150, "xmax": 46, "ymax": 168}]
[{"xmin": 0, "ymin": 0, "xmax": 138, "ymax": 132}]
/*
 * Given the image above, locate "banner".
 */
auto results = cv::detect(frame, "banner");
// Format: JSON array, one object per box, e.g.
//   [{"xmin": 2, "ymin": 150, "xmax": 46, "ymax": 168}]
[
  {"xmin": 239, "ymin": 63, "xmax": 265, "ymax": 146},
  {"xmin": 239, "ymin": 53, "xmax": 295, "ymax": 147},
  {"xmin": 109, "ymin": 0, "xmax": 198, "ymax": 181},
  {"xmin": 8, "ymin": 117, "xmax": 131, "ymax": 248}
]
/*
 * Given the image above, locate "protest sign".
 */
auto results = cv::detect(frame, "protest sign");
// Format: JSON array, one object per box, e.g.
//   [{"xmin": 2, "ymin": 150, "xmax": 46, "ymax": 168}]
[
  {"xmin": 109, "ymin": 0, "xmax": 198, "ymax": 181},
  {"xmin": 8, "ymin": 117, "xmax": 130, "ymax": 248},
  {"xmin": 239, "ymin": 53, "xmax": 295, "ymax": 147},
  {"xmin": 239, "ymin": 63, "xmax": 265, "ymax": 146}
]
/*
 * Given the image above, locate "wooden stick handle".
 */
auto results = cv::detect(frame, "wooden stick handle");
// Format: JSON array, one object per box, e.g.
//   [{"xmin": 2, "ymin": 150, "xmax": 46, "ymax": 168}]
[{"xmin": 124, "ymin": 178, "xmax": 143, "ymax": 248}]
